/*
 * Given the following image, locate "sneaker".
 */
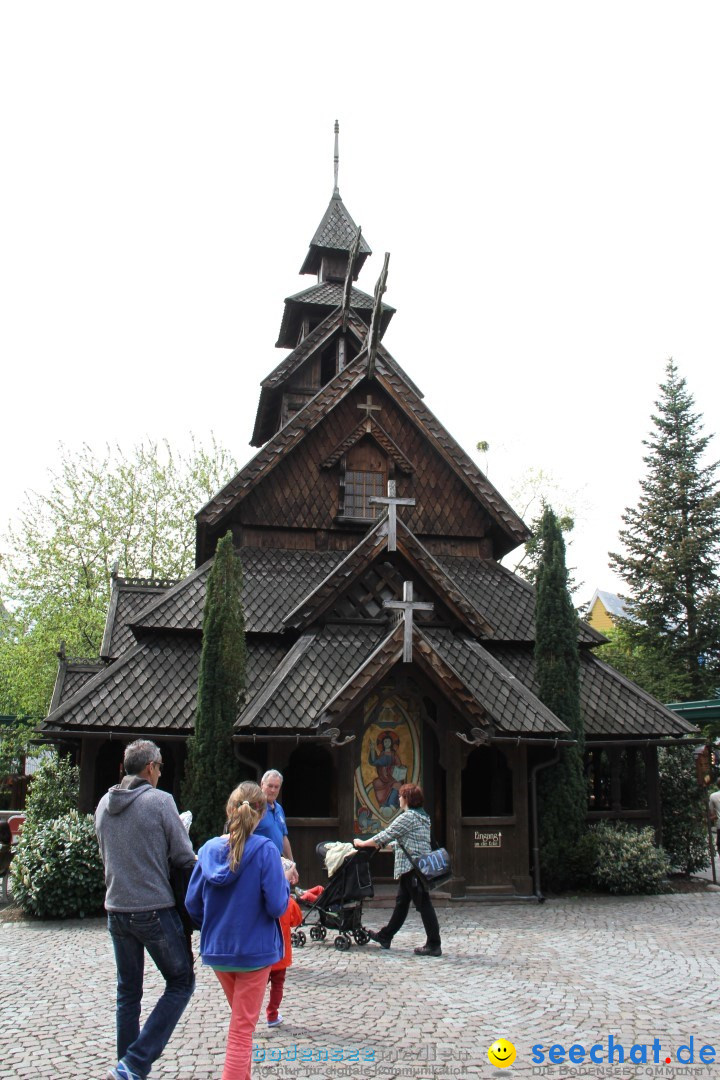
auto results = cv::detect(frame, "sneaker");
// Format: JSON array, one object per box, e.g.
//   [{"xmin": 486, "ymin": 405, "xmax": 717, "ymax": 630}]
[
  {"xmin": 106, "ymin": 1064, "xmax": 144, "ymax": 1080},
  {"xmin": 414, "ymin": 944, "xmax": 442, "ymax": 957},
  {"xmin": 267, "ymin": 1013, "xmax": 284, "ymax": 1028},
  {"xmin": 366, "ymin": 930, "xmax": 391, "ymax": 950}
]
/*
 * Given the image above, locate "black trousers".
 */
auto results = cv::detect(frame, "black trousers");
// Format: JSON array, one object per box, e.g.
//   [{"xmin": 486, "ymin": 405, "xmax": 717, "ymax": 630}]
[{"xmin": 379, "ymin": 870, "xmax": 441, "ymax": 947}]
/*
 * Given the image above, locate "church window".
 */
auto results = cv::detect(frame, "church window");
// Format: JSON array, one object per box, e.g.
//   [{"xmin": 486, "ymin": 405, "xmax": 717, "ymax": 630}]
[
  {"xmin": 320, "ymin": 343, "xmax": 337, "ymax": 386},
  {"xmin": 282, "ymin": 744, "xmax": 337, "ymax": 817},
  {"xmin": 461, "ymin": 747, "xmax": 513, "ymax": 816},
  {"xmin": 342, "ymin": 470, "xmax": 384, "ymax": 518},
  {"xmin": 585, "ymin": 747, "xmax": 648, "ymax": 813},
  {"xmin": 338, "ymin": 440, "xmax": 387, "ymax": 520}
]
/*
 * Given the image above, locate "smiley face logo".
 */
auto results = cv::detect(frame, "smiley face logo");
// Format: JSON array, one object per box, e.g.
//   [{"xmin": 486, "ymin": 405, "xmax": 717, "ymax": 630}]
[{"xmin": 487, "ymin": 1039, "xmax": 517, "ymax": 1068}]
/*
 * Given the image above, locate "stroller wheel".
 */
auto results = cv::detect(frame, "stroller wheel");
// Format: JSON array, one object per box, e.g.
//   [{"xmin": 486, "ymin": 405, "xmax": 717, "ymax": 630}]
[
  {"xmin": 353, "ymin": 928, "xmax": 370, "ymax": 946},
  {"xmin": 334, "ymin": 934, "xmax": 352, "ymax": 951},
  {"xmin": 292, "ymin": 930, "xmax": 306, "ymax": 947},
  {"xmin": 310, "ymin": 925, "xmax": 327, "ymax": 941}
]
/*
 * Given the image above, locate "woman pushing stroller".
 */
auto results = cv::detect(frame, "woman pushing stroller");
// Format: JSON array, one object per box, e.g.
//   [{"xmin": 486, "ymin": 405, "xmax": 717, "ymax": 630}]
[{"xmin": 353, "ymin": 783, "xmax": 442, "ymax": 957}]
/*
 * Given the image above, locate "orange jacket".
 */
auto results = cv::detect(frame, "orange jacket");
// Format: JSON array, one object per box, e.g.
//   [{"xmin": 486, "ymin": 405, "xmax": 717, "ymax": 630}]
[{"xmin": 271, "ymin": 896, "xmax": 302, "ymax": 971}]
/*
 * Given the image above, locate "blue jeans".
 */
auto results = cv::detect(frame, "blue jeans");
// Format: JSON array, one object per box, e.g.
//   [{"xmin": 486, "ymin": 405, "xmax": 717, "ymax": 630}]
[{"xmin": 108, "ymin": 907, "xmax": 195, "ymax": 1078}]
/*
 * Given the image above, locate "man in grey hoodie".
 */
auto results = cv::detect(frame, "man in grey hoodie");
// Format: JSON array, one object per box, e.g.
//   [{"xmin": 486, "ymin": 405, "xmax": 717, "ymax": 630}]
[{"xmin": 95, "ymin": 739, "xmax": 196, "ymax": 1080}]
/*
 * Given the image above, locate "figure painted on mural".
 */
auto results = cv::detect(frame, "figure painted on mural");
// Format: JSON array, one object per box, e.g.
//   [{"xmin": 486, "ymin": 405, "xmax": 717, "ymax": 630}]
[{"xmin": 369, "ymin": 732, "xmax": 406, "ymax": 809}]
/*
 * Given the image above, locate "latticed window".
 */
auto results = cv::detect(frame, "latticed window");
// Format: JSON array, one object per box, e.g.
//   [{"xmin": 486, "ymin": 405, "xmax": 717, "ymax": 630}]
[{"xmin": 343, "ymin": 470, "xmax": 384, "ymax": 518}]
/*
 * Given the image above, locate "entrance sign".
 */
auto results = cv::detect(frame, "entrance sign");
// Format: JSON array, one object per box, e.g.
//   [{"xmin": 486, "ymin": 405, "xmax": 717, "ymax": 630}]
[{"xmin": 474, "ymin": 831, "xmax": 502, "ymax": 848}]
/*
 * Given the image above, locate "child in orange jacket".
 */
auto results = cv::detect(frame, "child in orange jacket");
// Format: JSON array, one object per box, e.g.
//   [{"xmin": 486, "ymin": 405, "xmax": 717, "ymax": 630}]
[{"xmin": 266, "ymin": 895, "xmax": 302, "ymax": 1028}]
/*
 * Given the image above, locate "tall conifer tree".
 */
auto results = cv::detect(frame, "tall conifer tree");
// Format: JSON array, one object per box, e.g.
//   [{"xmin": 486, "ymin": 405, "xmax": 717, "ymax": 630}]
[
  {"xmin": 182, "ymin": 532, "xmax": 245, "ymax": 845},
  {"xmin": 535, "ymin": 506, "xmax": 586, "ymax": 890},
  {"xmin": 610, "ymin": 360, "xmax": 720, "ymax": 701}
]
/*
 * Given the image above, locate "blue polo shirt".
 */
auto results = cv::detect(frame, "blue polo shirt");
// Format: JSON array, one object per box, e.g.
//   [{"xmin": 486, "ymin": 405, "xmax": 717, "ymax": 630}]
[{"xmin": 254, "ymin": 801, "xmax": 288, "ymax": 854}]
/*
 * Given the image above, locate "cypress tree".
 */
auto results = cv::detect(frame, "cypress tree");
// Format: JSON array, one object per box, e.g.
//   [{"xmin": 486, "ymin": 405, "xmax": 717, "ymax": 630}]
[
  {"xmin": 535, "ymin": 506, "xmax": 586, "ymax": 891},
  {"xmin": 610, "ymin": 359, "xmax": 720, "ymax": 701},
  {"xmin": 182, "ymin": 531, "xmax": 246, "ymax": 845}
]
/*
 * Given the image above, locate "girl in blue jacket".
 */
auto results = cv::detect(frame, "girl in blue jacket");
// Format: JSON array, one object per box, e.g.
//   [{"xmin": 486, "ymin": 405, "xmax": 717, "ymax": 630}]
[{"xmin": 185, "ymin": 782, "xmax": 290, "ymax": 1080}]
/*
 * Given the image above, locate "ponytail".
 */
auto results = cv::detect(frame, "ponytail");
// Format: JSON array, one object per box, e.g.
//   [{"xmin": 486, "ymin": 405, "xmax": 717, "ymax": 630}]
[{"xmin": 225, "ymin": 781, "xmax": 267, "ymax": 871}]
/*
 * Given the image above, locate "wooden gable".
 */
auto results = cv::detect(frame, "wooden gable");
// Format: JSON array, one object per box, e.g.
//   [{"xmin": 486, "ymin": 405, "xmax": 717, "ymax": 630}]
[{"xmin": 223, "ymin": 380, "xmax": 499, "ymax": 556}]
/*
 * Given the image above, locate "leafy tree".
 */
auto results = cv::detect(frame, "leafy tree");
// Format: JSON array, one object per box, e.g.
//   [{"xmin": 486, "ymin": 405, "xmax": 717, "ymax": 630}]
[
  {"xmin": 534, "ymin": 506, "xmax": 586, "ymax": 891},
  {"xmin": 658, "ymin": 745, "xmax": 709, "ymax": 876},
  {"xmin": 0, "ymin": 435, "xmax": 237, "ymax": 720},
  {"xmin": 182, "ymin": 532, "xmax": 246, "ymax": 846},
  {"xmin": 609, "ymin": 360, "xmax": 720, "ymax": 701},
  {"xmin": 503, "ymin": 467, "xmax": 581, "ymax": 595}
]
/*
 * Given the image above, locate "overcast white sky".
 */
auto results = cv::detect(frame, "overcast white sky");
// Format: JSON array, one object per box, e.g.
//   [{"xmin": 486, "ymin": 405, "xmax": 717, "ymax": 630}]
[{"xmin": 2, "ymin": 2, "xmax": 719, "ymax": 605}]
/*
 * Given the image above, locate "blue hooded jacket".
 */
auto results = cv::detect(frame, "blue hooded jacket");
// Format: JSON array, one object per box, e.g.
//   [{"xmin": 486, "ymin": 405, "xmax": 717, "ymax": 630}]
[{"xmin": 185, "ymin": 832, "xmax": 289, "ymax": 968}]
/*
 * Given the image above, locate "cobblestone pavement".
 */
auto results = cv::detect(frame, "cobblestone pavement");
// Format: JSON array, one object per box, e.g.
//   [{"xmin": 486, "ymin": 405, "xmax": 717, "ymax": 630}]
[{"xmin": 1, "ymin": 893, "xmax": 719, "ymax": 1080}]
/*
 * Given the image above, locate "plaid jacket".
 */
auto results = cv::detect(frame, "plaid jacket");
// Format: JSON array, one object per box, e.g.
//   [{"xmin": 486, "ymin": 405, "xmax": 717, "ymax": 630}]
[{"xmin": 369, "ymin": 808, "xmax": 432, "ymax": 879}]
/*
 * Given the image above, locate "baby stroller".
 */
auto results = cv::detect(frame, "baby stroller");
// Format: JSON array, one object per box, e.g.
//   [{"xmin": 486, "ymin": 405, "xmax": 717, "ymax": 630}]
[{"xmin": 292, "ymin": 843, "xmax": 375, "ymax": 952}]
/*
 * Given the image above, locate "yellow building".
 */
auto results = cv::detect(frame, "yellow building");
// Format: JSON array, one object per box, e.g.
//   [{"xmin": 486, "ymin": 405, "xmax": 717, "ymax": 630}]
[{"xmin": 586, "ymin": 589, "xmax": 628, "ymax": 633}]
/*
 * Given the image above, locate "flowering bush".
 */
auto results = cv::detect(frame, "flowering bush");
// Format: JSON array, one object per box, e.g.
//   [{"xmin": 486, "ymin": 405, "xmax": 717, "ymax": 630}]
[
  {"xmin": 580, "ymin": 820, "xmax": 670, "ymax": 895},
  {"xmin": 24, "ymin": 751, "xmax": 79, "ymax": 828},
  {"xmin": 11, "ymin": 810, "xmax": 105, "ymax": 918}
]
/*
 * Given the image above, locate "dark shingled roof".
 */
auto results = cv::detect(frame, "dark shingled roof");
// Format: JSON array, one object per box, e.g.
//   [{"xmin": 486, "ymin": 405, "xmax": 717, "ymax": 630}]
[
  {"xmin": 237, "ymin": 625, "xmax": 388, "ymax": 730},
  {"xmin": 49, "ymin": 660, "xmax": 106, "ymax": 713},
  {"xmin": 132, "ymin": 548, "xmax": 346, "ymax": 636},
  {"xmin": 41, "ymin": 634, "xmax": 202, "ymax": 734},
  {"xmin": 422, "ymin": 629, "xmax": 570, "ymax": 736},
  {"xmin": 42, "ymin": 638, "xmax": 290, "ymax": 734},
  {"xmin": 276, "ymin": 282, "xmax": 395, "ymax": 349},
  {"xmin": 437, "ymin": 556, "xmax": 603, "ymax": 645},
  {"xmin": 101, "ymin": 577, "xmax": 176, "ymax": 660},
  {"xmin": 489, "ymin": 647, "xmax": 699, "ymax": 739},
  {"xmin": 299, "ymin": 193, "xmax": 372, "ymax": 276}
]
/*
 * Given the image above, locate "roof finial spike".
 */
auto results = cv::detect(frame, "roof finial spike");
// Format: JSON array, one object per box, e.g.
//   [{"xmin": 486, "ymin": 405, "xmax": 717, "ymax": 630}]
[{"xmin": 333, "ymin": 119, "xmax": 340, "ymax": 196}]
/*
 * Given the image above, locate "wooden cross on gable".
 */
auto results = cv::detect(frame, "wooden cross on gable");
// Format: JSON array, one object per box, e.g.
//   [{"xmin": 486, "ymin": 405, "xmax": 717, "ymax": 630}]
[
  {"xmin": 357, "ymin": 393, "xmax": 382, "ymax": 431},
  {"xmin": 370, "ymin": 480, "xmax": 416, "ymax": 551},
  {"xmin": 384, "ymin": 581, "xmax": 433, "ymax": 663}
]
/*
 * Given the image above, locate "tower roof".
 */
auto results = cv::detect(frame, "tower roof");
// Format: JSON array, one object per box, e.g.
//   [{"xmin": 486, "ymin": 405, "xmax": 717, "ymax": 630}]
[
  {"xmin": 299, "ymin": 192, "xmax": 372, "ymax": 276},
  {"xmin": 275, "ymin": 280, "xmax": 394, "ymax": 349}
]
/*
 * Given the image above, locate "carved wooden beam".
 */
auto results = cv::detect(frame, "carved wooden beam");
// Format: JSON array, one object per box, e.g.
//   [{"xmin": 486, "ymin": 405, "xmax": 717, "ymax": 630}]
[{"xmin": 366, "ymin": 252, "xmax": 390, "ymax": 379}]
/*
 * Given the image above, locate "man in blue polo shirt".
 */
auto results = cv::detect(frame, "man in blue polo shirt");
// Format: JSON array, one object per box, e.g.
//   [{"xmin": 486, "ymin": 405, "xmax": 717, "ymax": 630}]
[{"xmin": 255, "ymin": 769, "xmax": 294, "ymax": 861}]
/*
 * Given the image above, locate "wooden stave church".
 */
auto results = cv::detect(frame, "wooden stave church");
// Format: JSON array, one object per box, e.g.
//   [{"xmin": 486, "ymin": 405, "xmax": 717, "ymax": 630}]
[{"xmin": 41, "ymin": 145, "xmax": 697, "ymax": 896}]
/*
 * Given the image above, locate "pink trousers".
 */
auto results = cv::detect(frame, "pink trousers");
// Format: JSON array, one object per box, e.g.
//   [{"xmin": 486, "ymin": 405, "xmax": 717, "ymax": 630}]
[{"xmin": 214, "ymin": 966, "xmax": 271, "ymax": 1080}]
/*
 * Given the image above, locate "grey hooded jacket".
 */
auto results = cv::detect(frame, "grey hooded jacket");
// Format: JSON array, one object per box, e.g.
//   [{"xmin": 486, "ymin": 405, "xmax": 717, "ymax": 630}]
[{"xmin": 95, "ymin": 777, "xmax": 196, "ymax": 913}]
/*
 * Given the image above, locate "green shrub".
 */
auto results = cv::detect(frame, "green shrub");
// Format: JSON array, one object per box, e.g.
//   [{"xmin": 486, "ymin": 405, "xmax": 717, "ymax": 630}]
[
  {"xmin": 24, "ymin": 750, "xmax": 79, "ymax": 828},
  {"xmin": 583, "ymin": 820, "xmax": 670, "ymax": 895},
  {"xmin": 10, "ymin": 810, "xmax": 105, "ymax": 918}
]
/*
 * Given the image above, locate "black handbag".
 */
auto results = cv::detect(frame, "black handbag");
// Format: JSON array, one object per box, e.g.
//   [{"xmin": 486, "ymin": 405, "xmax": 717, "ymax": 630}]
[{"xmin": 399, "ymin": 840, "xmax": 452, "ymax": 889}]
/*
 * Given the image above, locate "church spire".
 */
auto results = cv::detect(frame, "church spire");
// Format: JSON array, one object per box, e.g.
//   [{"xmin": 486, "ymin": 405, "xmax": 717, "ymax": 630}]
[
  {"xmin": 299, "ymin": 122, "xmax": 372, "ymax": 280},
  {"xmin": 333, "ymin": 119, "xmax": 340, "ymax": 196}
]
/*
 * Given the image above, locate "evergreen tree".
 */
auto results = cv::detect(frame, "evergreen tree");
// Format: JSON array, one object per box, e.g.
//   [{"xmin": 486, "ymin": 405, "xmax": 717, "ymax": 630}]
[
  {"xmin": 182, "ymin": 532, "xmax": 245, "ymax": 845},
  {"xmin": 534, "ymin": 506, "xmax": 586, "ymax": 891},
  {"xmin": 610, "ymin": 359, "xmax": 720, "ymax": 701},
  {"xmin": 658, "ymin": 746, "xmax": 709, "ymax": 876}
]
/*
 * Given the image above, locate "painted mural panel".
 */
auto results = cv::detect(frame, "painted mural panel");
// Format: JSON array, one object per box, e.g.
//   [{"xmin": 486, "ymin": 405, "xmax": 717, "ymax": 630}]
[{"xmin": 354, "ymin": 686, "xmax": 421, "ymax": 836}]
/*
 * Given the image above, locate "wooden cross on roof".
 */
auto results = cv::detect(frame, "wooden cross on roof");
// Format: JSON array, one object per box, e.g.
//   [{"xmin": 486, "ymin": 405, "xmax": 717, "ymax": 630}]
[
  {"xmin": 384, "ymin": 581, "xmax": 433, "ymax": 663},
  {"xmin": 370, "ymin": 480, "xmax": 415, "ymax": 551}
]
